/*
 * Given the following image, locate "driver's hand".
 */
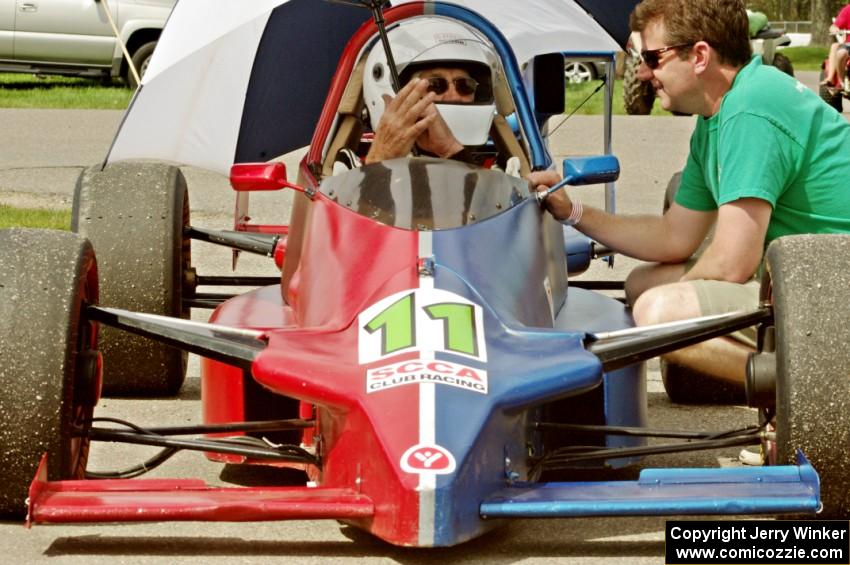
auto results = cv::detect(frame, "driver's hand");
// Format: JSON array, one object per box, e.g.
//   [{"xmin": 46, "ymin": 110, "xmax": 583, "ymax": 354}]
[
  {"xmin": 415, "ymin": 104, "xmax": 464, "ymax": 158},
  {"xmin": 365, "ymin": 79, "xmax": 437, "ymax": 164},
  {"xmin": 528, "ymin": 170, "xmax": 574, "ymax": 221}
]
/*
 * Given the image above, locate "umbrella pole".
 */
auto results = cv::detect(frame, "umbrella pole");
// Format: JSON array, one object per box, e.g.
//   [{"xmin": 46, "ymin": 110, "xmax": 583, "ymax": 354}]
[
  {"xmin": 364, "ymin": 0, "xmax": 401, "ymax": 93},
  {"xmin": 95, "ymin": 0, "xmax": 141, "ymax": 86}
]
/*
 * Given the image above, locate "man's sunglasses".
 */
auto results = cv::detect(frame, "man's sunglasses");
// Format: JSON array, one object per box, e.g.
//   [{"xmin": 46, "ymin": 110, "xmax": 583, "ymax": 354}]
[
  {"xmin": 640, "ymin": 43, "xmax": 694, "ymax": 70},
  {"xmin": 424, "ymin": 76, "xmax": 479, "ymax": 96}
]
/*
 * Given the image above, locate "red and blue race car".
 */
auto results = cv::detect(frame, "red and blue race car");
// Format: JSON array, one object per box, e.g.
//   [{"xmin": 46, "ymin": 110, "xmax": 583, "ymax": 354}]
[{"xmin": 1, "ymin": 0, "xmax": 847, "ymax": 548}]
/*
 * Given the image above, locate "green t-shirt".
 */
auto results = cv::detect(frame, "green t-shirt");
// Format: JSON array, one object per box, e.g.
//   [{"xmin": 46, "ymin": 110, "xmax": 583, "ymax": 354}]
[{"xmin": 676, "ymin": 55, "xmax": 850, "ymax": 247}]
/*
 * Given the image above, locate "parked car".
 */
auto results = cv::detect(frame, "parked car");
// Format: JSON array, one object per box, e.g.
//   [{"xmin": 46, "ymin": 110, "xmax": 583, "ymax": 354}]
[
  {"xmin": 0, "ymin": 0, "xmax": 175, "ymax": 88},
  {"xmin": 564, "ymin": 58, "xmax": 606, "ymax": 83}
]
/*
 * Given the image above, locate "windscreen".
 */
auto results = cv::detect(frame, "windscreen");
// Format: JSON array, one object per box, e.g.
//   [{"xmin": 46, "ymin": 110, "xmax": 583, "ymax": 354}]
[{"xmin": 319, "ymin": 157, "xmax": 528, "ymax": 230}]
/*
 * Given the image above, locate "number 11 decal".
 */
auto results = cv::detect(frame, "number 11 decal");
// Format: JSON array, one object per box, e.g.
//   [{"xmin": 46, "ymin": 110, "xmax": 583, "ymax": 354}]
[{"xmin": 358, "ymin": 288, "xmax": 487, "ymax": 365}]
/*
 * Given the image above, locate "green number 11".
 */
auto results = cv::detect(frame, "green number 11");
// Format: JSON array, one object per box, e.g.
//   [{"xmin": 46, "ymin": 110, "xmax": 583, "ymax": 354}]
[{"xmin": 364, "ymin": 292, "xmax": 479, "ymax": 358}]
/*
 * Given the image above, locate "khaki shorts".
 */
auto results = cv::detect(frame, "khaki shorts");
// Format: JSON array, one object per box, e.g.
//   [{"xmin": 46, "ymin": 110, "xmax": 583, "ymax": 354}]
[{"xmin": 689, "ymin": 279, "xmax": 760, "ymax": 348}]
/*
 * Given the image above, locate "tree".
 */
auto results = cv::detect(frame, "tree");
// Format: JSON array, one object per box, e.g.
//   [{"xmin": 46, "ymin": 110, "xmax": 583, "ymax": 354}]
[
  {"xmin": 747, "ymin": 0, "xmax": 811, "ymax": 20},
  {"xmin": 811, "ymin": 0, "xmax": 845, "ymax": 45}
]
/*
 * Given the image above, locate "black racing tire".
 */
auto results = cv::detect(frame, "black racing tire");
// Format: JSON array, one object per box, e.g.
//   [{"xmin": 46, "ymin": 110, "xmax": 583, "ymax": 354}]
[
  {"xmin": 765, "ymin": 234, "xmax": 850, "ymax": 518},
  {"xmin": 661, "ymin": 171, "xmax": 682, "ymax": 213},
  {"xmin": 770, "ymin": 52, "xmax": 795, "ymax": 77},
  {"xmin": 623, "ymin": 52, "xmax": 655, "ymax": 115},
  {"xmin": 819, "ymin": 70, "xmax": 844, "ymax": 113},
  {"xmin": 659, "ymin": 172, "xmax": 737, "ymax": 403},
  {"xmin": 127, "ymin": 41, "xmax": 157, "ymax": 89},
  {"xmin": 662, "ymin": 170, "xmax": 714, "ymax": 250},
  {"xmin": 72, "ymin": 162, "xmax": 191, "ymax": 396},
  {"xmin": 0, "ymin": 229, "xmax": 98, "ymax": 518},
  {"xmin": 660, "ymin": 360, "xmax": 746, "ymax": 405}
]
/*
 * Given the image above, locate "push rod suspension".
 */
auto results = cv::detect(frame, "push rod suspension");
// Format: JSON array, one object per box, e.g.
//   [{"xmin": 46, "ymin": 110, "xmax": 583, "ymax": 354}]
[
  {"xmin": 89, "ymin": 428, "xmax": 318, "ymax": 465},
  {"xmin": 534, "ymin": 422, "xmax": 759, "ymax": 440},
  {"xmin": 538, "ymin": 434, "xmax": 762, "ymax": 469},
  {"xmin": 92, "ymin": 417, "xmax": 315, "ymax": 436}
]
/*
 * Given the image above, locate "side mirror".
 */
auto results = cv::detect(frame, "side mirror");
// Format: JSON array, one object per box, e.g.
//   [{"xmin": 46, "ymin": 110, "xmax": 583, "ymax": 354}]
[
  {"xmin": 229, "ymin": 162, "xmax": 305, "ymax": 193},
  {"xmin": 532, "ymin": 53, "xmax": 566, "ymax": 116},
  {"xmin": 562, "ymin": 155, "xmax": 619, "ymax": 186}
]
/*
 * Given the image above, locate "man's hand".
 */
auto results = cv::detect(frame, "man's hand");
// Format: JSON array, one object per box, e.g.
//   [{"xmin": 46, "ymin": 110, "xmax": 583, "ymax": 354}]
[
  {"xmin": 415, "ymin": 103, "xmax": 464, "ymax": 158},
  {"xmin": 365, "ymin": 79, "xmax": 438, "ymax": 164},
  {"xmin": 527, "ymin": 170, "xmax": 574, "ymax": 221}
]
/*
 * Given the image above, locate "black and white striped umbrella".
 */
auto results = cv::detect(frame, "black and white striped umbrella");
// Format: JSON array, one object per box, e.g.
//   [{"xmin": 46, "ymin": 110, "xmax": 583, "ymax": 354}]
[{"xmin": 107, "ymin": 0, "xmax": 636, "ymax": 175}]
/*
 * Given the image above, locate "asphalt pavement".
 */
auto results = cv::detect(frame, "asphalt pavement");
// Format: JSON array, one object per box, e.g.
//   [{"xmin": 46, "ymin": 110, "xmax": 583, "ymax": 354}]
[{"xmin": 0, "ymin": 69, "xmax": 844, "ymax": 563}]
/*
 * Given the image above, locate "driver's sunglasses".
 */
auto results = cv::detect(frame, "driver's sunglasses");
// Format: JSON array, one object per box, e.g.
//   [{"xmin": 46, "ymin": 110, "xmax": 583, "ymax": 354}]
[
  {"xmin": 640, "ymin": 43, "xmax": 694, "ymax": 69},
  {"xmin": 424, "ymin": 76, "xmax": 479, "ymax": 96}
]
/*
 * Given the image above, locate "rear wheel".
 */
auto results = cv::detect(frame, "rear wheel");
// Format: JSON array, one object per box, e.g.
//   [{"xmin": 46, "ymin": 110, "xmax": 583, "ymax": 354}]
[
  {"xmin": 819, "ymin": 70, "xmax": 844, "ymax": 113},
  {"xmin": 765, "ymin": 234, "xmax": 850, "ymax": 518},
  {"xmin": 623, "ymin": 52, "xmax": 654, "ymax": 115},
  {"xmin": 0, "ymin": 229, "xmax": 98, "ymax": 518},
  {"xmin": 661, "ymin": 359, "xmax": 745, "ymax": 404},
  {"xmin": 72, "ymin": 162, "xmax": 191, "ymax": 396},
  {"xmin": 661, "ymin": 171, "xmax": 681, "ymax": 213},
  {"xmin": 770, "ymin": 52, "xmax": 794, "ymax": 77},
  {"xmin": 660, "ymin": 172, "xmax": 737, "ymax": 403}
]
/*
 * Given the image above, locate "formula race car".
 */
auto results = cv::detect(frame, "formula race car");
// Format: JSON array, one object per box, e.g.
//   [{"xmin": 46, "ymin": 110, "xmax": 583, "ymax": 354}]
[{"xmin": 1, "ymin": 0, "xmax": 847, "ymax": 548}]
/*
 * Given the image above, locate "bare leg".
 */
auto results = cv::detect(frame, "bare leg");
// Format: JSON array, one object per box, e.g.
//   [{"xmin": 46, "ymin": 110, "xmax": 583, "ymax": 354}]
[
  {"xmin": 624, "ymin": 261, "xmax": 687, "ymax": 305},
  {"xmin": 825, "ymin": 43, "xmax": 840, "ymax": 83},
  {"xmin": 837, "ymin": 47, "xmax": 849, "ymax": 86},
  {"xmin": 631, "ymin": 281, "xmax": 752, "ymax": 385}
]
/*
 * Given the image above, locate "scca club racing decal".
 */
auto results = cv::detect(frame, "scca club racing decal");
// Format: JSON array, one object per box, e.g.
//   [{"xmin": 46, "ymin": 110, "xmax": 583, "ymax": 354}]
[
  {"xmin": 358, "ymin": 288, "xmax": 488, "ymax": 394},
  {"xmin": 366, "ymin": 359, "xmax": 487, "ymax": 394}
]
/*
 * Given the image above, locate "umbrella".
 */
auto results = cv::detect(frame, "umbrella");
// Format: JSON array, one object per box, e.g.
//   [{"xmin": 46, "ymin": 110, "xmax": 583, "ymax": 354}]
[
  {"xmin": 573, "ymin": 0, "xmax": 642, "ymax": 50},
  {"xmin": 107, "ymin": 0, "xmax": 370, "ymax": 174},
  {"xmin": 106, "ymin": 0, "xmax": 639, "ymax": 176}
]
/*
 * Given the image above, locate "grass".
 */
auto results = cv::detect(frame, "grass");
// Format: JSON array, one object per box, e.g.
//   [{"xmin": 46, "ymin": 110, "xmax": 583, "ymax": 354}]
[
  {"xmin": 0, "ymin": 73, "xmax": 132, "ymax": 109},
  {"xmin": 564, "ymin": 79, "xmax": 672, "ymax": 116},
  {"xmin": 0, "ymin": 204, "xmax": 71, "ymax": 230},
  {"xmin": 0, "ymin": 47, "xmax": 831, "ymax": 112},
  {"xmin": 779, "ymin": 46, "xmax": 828, "ymax": 71}
]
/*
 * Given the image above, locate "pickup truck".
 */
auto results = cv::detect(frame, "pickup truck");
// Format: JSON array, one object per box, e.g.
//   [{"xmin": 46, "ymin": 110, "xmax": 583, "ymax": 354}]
[{"xmin": 0, "ymin": 0, "xmax": 175, "ymax": 88}]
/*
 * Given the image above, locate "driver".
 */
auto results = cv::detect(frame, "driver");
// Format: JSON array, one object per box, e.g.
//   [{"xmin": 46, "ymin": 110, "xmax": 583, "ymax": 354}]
[
  {"xmin": 364, "ymin": 66, "xmax": 478, "ymax": 164},
  {"xmin": 336, "ymin": 18, "xmax": 508, "ymax": 171}
]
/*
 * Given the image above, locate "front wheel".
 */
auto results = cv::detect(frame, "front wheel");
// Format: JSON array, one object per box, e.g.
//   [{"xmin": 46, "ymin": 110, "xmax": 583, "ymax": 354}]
[
  {"xmin": 819, "ymin": 69, "xmax": 844, "ymax": 113},
  {"xmin": 127, "ymin": 41, "xmax": 157, "ymax": 89},
  {"xmin": 765, "ymin": 234, "xmax": 850, "ymax": 518},
  {"xmin": 0, "ymin": 229, "xmax": 98, "ymax": 518},
  {"xmin": 72, "ymin": 162, "xmax": 191, "ymax": 396}
]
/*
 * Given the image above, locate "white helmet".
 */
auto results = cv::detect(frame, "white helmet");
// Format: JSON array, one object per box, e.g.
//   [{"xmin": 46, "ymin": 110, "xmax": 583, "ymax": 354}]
[{"xmin": 363, "ymin": 17, "xmax": 499, "ymax": 146}]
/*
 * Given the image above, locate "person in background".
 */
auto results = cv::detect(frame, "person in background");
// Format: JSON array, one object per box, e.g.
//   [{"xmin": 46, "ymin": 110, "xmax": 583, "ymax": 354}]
[{"xmin": 822, "ymin": 3, "xmax": 850, "ymax": 91}]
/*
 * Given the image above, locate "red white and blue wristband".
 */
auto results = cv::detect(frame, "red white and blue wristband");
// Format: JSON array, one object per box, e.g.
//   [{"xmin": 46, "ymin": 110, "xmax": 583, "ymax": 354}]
[{"xmin": 559, "ymin": 201, "xmax": 583, "ymax": 226}]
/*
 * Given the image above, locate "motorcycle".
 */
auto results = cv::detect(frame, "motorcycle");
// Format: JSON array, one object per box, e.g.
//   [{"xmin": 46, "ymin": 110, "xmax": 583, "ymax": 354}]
[{"xmin": 819, "ymin": 28, "xmax": 849, "ymax": 113}]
